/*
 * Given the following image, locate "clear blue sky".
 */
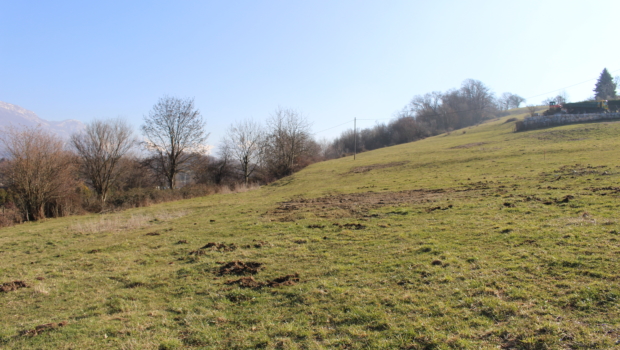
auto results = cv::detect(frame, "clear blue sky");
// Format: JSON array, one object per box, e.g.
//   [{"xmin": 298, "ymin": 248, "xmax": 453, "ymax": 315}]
[{"xmin": 2, "ymin": 0, "xmax": 619, "ymax": 149}]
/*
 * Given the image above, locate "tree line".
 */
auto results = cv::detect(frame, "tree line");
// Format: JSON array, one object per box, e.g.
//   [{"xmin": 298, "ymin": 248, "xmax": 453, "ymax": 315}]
[
  {"xmin": 0, "ymin": 97, "xmax": 323, "ymax": 225},
  {"xmin": 325, "ymin": 79, "xmax": 524, "ymax": 156},
  {"xmin": 0, "ymin": 78, "xmax": 530, "ymax": 225}
]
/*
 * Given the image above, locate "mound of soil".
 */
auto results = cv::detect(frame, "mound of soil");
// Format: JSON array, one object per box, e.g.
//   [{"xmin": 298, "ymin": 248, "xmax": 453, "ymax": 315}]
[
  {"xmin": 252, "ymin": 240, "xmax": 270, "ymax": 248},
  {"xmin": 200, "ymin": 242, "xmax": 237, "ymax": 252},
  {"xmin": 267, "ymin": 273, "xmax": 300, "ymax": 287},
  {"xmin": 145, "ymin": 232, "xmax": 160, "ymax": 236},
  {"xmin": 343, "ymin": 223, "xmax": 366, "ymax": 230},
  {"xmin": 426, "ymin": 205, "xmax": 453, "ymax": 212},
  {"xmin": 1, "ymin": 280, "xmax": 28, "ymax": 292},
  {"xmin": 20, "ymin": 321, "xmax": 68, "ymax": 336},
  {"xmin": 188, "ymin": 249, "xmax": 207, "ymax": 256},
  {"xmin": 226, "ymin": 273, "xmax": 300, "ymax": 289},
  {"xmin": 243, "ymin": 240, "xmax": 271, "ymax": 249},
  {"xmin": 218, "ymin": 261, "xmax": 263, "ymax": 275}
]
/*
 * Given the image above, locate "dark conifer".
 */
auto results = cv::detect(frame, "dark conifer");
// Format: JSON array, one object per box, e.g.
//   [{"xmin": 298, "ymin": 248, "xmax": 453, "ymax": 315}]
[{"xmin": 594, "ymin": 68, "xmax": 617, "ymax": 100}]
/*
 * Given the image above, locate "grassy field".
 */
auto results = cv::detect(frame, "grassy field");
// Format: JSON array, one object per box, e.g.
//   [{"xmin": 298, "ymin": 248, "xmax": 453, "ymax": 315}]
[{"xmin": 2, "ymin": 112, "xmax": 620, "ymax": 349}]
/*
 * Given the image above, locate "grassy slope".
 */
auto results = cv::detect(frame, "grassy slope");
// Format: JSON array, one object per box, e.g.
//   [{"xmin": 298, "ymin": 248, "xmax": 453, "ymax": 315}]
[{"xmin": 2, "ymin": 112, "xmax": 620, "ymax": 349}]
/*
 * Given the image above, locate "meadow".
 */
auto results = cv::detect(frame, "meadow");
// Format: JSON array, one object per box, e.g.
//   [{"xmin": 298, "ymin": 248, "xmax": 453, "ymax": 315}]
[{"xmin": 2, "ymin": 111, "xmax": 620, "ymax": 349}]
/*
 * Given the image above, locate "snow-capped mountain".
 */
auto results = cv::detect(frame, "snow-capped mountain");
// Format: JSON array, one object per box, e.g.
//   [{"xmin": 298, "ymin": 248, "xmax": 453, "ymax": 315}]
[{"xmin": 0, "ymin": 101, "xmax": 85, "ymax": 139}]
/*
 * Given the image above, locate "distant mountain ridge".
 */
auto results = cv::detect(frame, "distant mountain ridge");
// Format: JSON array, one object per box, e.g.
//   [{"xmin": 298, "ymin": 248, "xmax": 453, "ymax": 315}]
[{"xmin": 0, "ymin": 101, "xmax": 85, "ymax": 139}]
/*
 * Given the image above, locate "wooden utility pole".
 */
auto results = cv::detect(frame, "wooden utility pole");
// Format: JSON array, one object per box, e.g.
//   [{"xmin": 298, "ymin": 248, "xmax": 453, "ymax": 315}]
[{"xmin": 354, "ymin": 117, "xmax": 356, "ymax": 160}]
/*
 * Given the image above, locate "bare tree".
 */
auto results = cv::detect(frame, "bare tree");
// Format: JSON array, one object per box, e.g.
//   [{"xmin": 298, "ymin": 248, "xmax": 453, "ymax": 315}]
[
  {"xmin": 0, "ymin": 127, "xmax": 76, "ymax": 221},
  {"xmin": 71, "ymin": 119, "xmax": 134, "ymax": 205},
  {"xmin": 142, "ymin": 96, "xmax": 209, "ymax": 189},
  {"xmin": 526, "ymin": 105, "xmax": 538, "ymax": 117},
  {"xmin": 542, "ymin": 91, "xmax": 569, "ymax": 106},
  {"xmin": 222, "ymin": 119, "xmax": 264, "ymax": 185},
  {"xmin": 498, "ymin": 93, "xmax": 526, "ymax": 110},
  {"xmin": 263, "ymin": 108, "xmax": 312, "ymax": 179},
  {"xmin": 507, "ymin": 94, "xmax": 526, "ymax": 108}
]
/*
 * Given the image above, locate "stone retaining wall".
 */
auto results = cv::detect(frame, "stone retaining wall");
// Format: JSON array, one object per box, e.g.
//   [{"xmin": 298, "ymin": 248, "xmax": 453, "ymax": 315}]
[{"xmin": 515, "ymin": 113, "xmax": 620, "ymax": 132}]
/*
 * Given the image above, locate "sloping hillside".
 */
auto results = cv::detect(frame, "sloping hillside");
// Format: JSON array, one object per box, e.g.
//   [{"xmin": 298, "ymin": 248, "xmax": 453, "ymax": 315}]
[{"xmin": 2, "ymin": 112, "xmax": 620, "ymax": 349}]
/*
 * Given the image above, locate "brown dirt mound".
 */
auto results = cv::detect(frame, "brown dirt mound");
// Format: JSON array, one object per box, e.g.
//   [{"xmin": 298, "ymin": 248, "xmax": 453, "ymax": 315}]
[
  {"xmin": 243, "ymin": 240, "xmax": 271, "ymax": 249},
  {"xmin": 252, "ymin": 240, "xmax": 270, "ymax": 248},
  {"xmin": 1, "ymin": 280, "xmax": 29, "ymax": 292},
  {"xmin": 200, "ymin": 242, "xmax": 237, "ymax": 252},
  {"xmin": 270, "ymin": 189, "xmax": 447, "ymax": 220},
  {"xmin": 343, "ymin": 223, "xmax": 366, "ymax": 230},
  {"xmin": 349, "ymin": 161, "xmax": 408, "ymax": 174},
  {"xmin": 226, "ymin": 273, "xmax": 300, "ymax": 289},
  {"xmin": 20, "ymin": 321, "xmax": 68, "ymax": 336},
  {"xmin": 267, "ymin": 273, "xmax": 300, "ymax": 287},
  {"xmin": 218, "ymin": 261, "xmax": 263, "ymax": 275},
  {"xmin": 426, "ymin": 204, "xmax": 453, "ymax": 212},
  {"xmin": 145, "ymin": 232, "xmax": 160, "ymax": 236}
]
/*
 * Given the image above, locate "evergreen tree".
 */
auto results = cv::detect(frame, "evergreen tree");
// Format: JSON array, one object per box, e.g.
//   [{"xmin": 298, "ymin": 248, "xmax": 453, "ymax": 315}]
[{"xmin": 594, "ymin": 68, "xmax": 617, "ymax": 100}]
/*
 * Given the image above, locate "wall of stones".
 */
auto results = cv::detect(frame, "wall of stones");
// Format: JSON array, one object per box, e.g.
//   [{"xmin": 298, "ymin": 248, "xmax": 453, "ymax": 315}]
[{"xmin": 515, "ymin": 113, "xmax": 620, "ymax": 132}]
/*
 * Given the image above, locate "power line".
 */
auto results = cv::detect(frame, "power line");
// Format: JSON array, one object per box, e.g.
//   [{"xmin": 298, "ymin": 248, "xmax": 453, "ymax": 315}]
[
  {"xmin": 312, "ymin": 120, "xmax": 352, "ymax": 135},
  {"xmin": 525, "ymin": 67, "xmax": 620, "ymax": 100},
  {"xmin": 312, "ymin": 68, "xmax": 620, "ymax": 137}
]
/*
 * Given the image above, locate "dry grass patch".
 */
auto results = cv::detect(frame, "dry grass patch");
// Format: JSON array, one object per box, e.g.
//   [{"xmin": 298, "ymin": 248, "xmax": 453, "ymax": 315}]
[{"xmin": 69, "ymin": 210, "xmax": 189, "ymax": 234}]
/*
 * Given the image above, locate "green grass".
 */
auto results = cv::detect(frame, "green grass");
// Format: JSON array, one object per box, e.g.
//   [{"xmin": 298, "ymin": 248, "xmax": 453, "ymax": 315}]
[{"xmin": 2, "ymin": 112, "xmax": 620, "ymax": 349}]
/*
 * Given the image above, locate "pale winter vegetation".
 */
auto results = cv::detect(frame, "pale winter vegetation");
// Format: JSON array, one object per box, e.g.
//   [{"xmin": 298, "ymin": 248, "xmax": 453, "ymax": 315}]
[
  {"xmin": 0, "ymin": 98, "xmax": 324, "ymax": 226},
  {"xmin": 326, "ymin": 79, "xmax": 524, "ymax": 156},
  {"xmin": 71, "ymin": 118, "xmax": 134, "ymax": 206},
  {"xmin": 142, "ymin": 96, "xmax": 209, "ymax": 189},
  {"xmin": 3, "ymin": 110, "xmax": 620, "ymax": 348},
  {"xmin": 0, "ymin": 78, "xmax": 536, "ymax": 225},
  {"xmin": 0, "ymin": 127, "xmax": 76, "ymax": 221}
]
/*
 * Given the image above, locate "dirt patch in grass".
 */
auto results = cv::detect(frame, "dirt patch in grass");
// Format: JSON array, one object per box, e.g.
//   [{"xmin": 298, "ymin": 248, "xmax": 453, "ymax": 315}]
[
  {"xmin": 342, "ymin": 223, "xmax": 366, "ymax": 230},
  {"xmin": 201, "ymin": 242, "xmax": 237, "ymax": 252},
  {"xmin": 541, "ymin": 164, "xmax": 612, "ymax": 179},
  {"xmin": 348, "ymin": 161, "xmax": 408, "ymax": 174},
  {"xmin": 267, "ymin": 273, "xmax": 300, "ymax": 287},
  {"xmin": 20, "ymin": 321, "xmax": 68, "ymax": 336},
  {"xmin": 450, "ymin": 142, "xmax": 487, "ymax": 149},
  {"xmin": 270, "ymin": 189, "xmax": 448, "ymax": 219},
  {"xmin": 426, "ymin": 204, "xmax": 453, "ymax": 212},
  {"xmin": 226, "ymin": 273, "xmax": 300, "ymax": 289},
  {"xmin": 217, "ymin": 261, "xmax": 264, "ymax": 276},
  {"xmin": 226, "ymin": 276, "xmax": 264, "ymax": 288},
  {"xmin": 1, "ymin": 281, "xmax": 29, "ymax": 292},
  {"xmin": 243, "ymin": 240, "xmax": 271, "ymax": 249}
]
